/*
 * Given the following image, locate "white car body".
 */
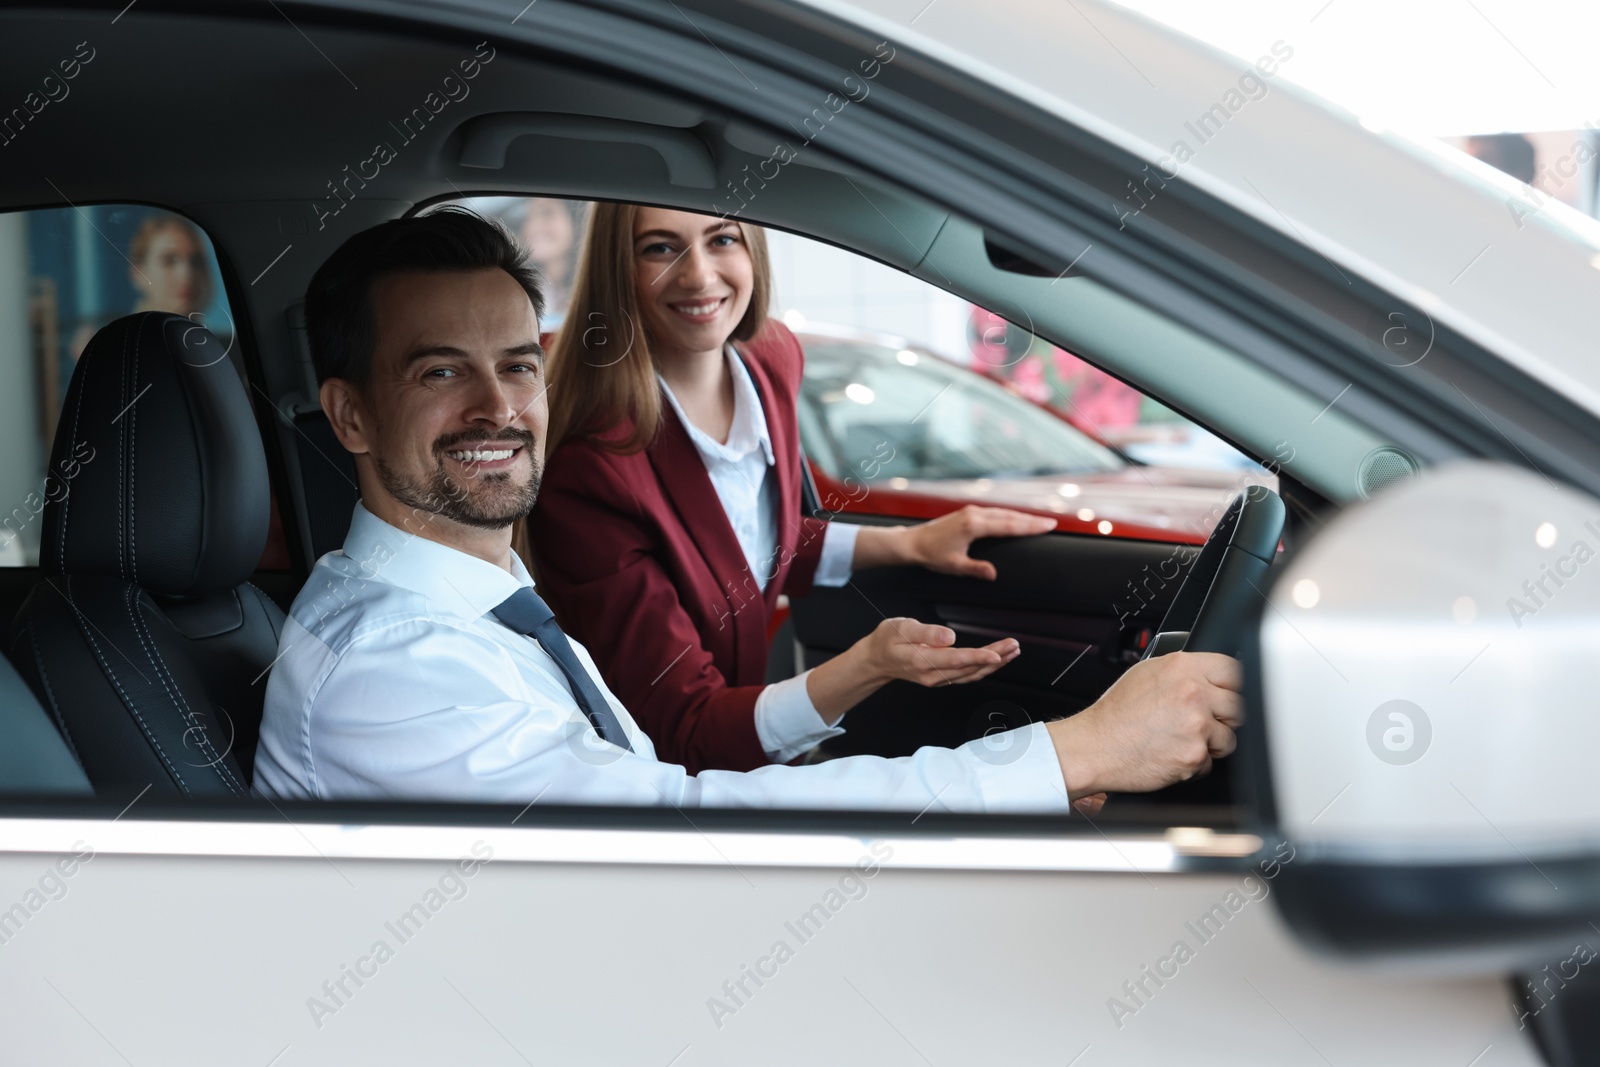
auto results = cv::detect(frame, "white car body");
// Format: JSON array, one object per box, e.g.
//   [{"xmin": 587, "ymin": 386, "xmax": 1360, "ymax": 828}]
[{"xmin": 0, "ymin": 2, "xmax": 1591, "ymax": 1065}]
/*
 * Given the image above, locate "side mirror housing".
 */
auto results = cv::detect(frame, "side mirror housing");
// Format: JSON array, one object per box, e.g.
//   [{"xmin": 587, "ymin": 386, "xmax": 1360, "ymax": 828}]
[{"xmin": 1244, "ymin": 462, "xmax": 1600, "ymax": 964}]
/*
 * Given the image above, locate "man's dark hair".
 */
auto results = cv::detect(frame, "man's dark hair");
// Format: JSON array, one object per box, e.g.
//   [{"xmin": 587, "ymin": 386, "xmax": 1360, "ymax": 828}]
[{"xmin": 305, "ymin": 207, "xmax": 545, "ymax": 389}]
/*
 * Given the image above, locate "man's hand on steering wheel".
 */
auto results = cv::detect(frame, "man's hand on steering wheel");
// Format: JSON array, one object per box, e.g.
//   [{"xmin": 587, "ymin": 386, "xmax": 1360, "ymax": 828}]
[{"xmin": 1046, "ymin": 652, "xmax": 1245, "ymax": 800}]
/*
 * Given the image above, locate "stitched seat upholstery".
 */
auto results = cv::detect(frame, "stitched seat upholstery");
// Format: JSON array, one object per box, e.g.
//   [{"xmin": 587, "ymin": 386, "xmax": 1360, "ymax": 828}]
[{"xmin": 8, "ymin": 312, "xmax": 284, "ymax": 796}]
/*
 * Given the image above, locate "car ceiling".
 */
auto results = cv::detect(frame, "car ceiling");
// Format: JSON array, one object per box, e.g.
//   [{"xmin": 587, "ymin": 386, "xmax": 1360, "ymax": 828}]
[
  {"xmin": 2, "ymin": 9, "xmax": 968, "ymax": 385},
  {"xmin": 0, "ymin": 10, "xmax": 943, "ymax": 288}
]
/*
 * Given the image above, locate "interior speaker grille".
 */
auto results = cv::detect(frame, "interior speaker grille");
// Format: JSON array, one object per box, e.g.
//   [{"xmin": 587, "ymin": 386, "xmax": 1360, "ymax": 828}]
[{"xmin": 1356, "ymin": 446, "xmax": 1420, "ymax": 499}]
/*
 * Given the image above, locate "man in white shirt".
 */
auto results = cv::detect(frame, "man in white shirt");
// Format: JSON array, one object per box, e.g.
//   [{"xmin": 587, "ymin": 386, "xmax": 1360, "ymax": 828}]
[{"xmin": 252, "ymin": 209, "xmax": 1243, "ymax": 812}]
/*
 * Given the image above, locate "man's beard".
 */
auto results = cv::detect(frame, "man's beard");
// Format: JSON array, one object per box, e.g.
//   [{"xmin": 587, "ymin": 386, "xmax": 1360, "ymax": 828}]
[{"xmin": 377, "ymin": 431, "xmax": 541, "ymax": 530}]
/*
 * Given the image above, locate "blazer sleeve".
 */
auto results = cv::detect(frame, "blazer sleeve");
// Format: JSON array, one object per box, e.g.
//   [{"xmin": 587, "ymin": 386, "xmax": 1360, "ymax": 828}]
[
  {"xmin": 528, "ymin": 442, "xmax": 773, "ymax": 775},
  {"xmin": 782, "ymin": 517, "xmax": 830, "ymax": 598}
]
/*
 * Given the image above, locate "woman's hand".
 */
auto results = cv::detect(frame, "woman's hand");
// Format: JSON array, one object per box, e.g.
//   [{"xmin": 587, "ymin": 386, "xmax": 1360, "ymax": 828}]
[
  {"xmin": 907, "ymin": 506, "xmax": 1058, "ymax": 579},
  {"xmin": 804, "ymin": 617, "xmax": 1020, "ymax": 724},
  {"xmin": 852, "ymin": 506, "xmax": 1057, "ymax": 579},
  {"xmin": 857, "ymin": 617, "xmax": 1019, "ymax": 687}
]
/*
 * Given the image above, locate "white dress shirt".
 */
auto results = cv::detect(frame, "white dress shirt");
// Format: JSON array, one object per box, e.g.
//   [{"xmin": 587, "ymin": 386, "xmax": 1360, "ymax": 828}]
[
  {"xmin": 657, "ymin": 345, "xmax": 859, "ymax": 762},
  {"xmin": 252, "ymin": 502, "xmax": 1070, "ymax": 812}
]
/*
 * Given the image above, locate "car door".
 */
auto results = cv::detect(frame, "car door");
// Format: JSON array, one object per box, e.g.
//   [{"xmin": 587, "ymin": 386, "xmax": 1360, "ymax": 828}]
[
  {"xmin": 771, "ymin": 273, "xmax": 1265, "ymax": 758},
  {"xmin": 0, "ymin": 1, "xmax": 1590, "ymax": 1064},
  {"xmin": 0, "ymin": 812, "xmax": 1532, "ymax": 1066},
  {"xmin": 751, "ymin": 230, "xmax": 1272, "ymax": 759},
  {"xmin": 790, "ymin": 524, "xmax": 1194, "ymax": 757}
]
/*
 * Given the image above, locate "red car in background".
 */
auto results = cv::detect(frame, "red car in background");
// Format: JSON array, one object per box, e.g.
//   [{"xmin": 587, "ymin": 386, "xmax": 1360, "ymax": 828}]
[{"xmin": 795, "ymin": 327, "xmax": 1274, "ymax": 546}]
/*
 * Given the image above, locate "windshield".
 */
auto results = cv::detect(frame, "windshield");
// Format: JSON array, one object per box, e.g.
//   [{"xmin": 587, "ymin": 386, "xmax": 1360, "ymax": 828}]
[{"xmin": 797, "ymin": 338, "xmax": 1125, "ymax": 482}]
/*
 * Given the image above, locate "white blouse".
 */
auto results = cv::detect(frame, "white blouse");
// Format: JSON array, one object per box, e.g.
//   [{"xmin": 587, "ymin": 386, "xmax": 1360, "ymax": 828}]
[{"xmin": 657, "ymin": 346, "xmax": 860, "ymax": 762}]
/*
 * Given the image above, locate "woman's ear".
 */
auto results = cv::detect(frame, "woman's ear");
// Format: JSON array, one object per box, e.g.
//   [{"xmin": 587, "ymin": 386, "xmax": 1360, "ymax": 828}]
[{"xmin": 319, "ymin": 377, "xmax": 372, "ymax": 456}]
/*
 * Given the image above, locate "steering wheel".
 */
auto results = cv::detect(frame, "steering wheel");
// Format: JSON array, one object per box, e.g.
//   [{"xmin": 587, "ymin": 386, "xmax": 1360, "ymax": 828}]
[
  {"xmin": 1114, "ymin": 484, "xmax": 1285, "ymax": 809},
  {"xmin": 1146, "ymin": 483, "xmax": 1286, "ymax": 658}
]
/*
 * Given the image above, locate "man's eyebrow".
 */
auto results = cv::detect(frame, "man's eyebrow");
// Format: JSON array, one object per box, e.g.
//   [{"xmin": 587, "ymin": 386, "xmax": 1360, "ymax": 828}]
[{"xmin": 402, "ymin": 341, "xmax": 544, "ymax": 366}]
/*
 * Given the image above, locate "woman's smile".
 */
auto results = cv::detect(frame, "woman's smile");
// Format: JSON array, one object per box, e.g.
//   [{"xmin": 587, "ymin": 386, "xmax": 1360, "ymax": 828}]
[{"xmin": 667, "ymin": 295, "xmax": 729, "ymax": 323}]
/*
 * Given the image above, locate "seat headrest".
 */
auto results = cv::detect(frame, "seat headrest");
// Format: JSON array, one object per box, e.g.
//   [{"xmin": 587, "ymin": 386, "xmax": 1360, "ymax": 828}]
[{"xmin": 41, "ymin": 313, "xmax": 269, "ymax": 597}]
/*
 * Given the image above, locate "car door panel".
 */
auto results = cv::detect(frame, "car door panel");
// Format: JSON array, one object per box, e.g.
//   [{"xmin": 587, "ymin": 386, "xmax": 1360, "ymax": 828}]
[
  {"xmin": 790, "ymin": 523, "xmax": 1191, "ymax": 758},
  {"xmin": 0, "ymin": 825, "xmax": 1537, "ymax": 1066}
]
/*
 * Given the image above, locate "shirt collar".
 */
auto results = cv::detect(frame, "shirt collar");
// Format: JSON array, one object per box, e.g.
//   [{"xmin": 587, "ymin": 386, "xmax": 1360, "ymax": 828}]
[
  {"xmin": 340, "ymin": 500, "xmax": 533, "ymax": 622},
  {"xmin": 657, "ymin": 344, "xmax": 776, "ymax": 467}
]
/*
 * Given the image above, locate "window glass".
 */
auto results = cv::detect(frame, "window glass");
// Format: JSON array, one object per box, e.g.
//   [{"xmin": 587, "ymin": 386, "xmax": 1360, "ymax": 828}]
[
  {"xmin": 7, "ymin": 205, "xmax": 236, "ymax": 566},
  {"xmin": 799, "ymin": 337, "xmax": 1123, "ymax": 482},
  {"xmin": 465, "ymin": 196, "xmax": 589, "ymax": 331},
  {"xmin": 446, "ymin": 195, "xmax": 1270, "ymax": 541},
  {"xmin": 762, "ymin": 230, "xmax": 1270, "ymax": 540},
  {"xmin": 764, "ymin": 229, "xmax": 1260, "ymax": 474}
]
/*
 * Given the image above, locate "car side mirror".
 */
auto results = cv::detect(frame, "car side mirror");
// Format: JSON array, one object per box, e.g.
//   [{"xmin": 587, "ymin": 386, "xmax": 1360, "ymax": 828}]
[{"xmin": 1241, "ymin": 461, "xmax": 1600, "ymax": 965}]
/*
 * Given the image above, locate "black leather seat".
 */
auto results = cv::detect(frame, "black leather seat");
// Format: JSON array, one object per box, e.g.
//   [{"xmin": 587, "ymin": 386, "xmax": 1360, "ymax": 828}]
[{"xmin": 8, "ymin": 312, "xmax": 285, "ymax": 796}]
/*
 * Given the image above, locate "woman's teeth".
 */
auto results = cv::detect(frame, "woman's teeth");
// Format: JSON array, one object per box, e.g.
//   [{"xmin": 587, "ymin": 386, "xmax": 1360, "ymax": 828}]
[
  {"xmin": 447, "ymin": 447, "xmax": 516, "ymax": 462},
  {"xmin": 674, "ymin": 299, "xmax": 723, "ymax": 316}
]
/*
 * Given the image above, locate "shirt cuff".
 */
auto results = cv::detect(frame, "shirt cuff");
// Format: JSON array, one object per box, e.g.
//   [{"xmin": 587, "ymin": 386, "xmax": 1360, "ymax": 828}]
[
  {"xmin": 754, "ymin": 670, "xmax": 846, "ymax": 763},
  {"xmin": 955, "ymin": 722, "xmax": 1074, "ymax": 814},
  {"xmin": 814, "ymin": 521, "xmax": 859, "ymax": 588}
]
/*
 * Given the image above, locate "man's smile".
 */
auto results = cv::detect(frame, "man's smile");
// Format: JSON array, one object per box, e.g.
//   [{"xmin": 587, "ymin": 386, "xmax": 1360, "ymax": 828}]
[{"xmin": 444, "ymin": 443, "xmax": 524, "ymax": 470}]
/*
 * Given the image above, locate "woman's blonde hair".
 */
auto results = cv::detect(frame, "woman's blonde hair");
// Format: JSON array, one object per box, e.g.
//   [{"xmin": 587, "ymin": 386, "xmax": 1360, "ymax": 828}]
[{"xmin": 546, "ymin": 202, "xmax": 771, "ymax": 454}]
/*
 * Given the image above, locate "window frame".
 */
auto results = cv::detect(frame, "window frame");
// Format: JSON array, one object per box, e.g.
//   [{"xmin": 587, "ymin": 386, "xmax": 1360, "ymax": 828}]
[{"xmin": 4, "ymin": 0, "xmax": 1595, "ymax": 865}]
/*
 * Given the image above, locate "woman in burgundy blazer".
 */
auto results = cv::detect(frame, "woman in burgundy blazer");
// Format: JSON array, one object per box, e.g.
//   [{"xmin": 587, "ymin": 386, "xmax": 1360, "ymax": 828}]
[{"xmin": 527, "ymin": 204, "xmax": 1054, "ymax": 774}]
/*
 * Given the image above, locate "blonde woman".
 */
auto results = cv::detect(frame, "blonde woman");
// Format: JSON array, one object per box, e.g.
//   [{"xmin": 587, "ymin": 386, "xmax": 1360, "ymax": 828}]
[
  {"xmin": 70, "ymin": 212, "xmax": 216, "ymax": 364},
  {"xmin": 527, "ymin": 204, "xmax": 1053, "ymax": 773}
]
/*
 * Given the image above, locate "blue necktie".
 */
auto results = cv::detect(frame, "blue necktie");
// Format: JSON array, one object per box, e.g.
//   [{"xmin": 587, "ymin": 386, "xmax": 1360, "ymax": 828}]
[{"xmin": 489, "ymin": 587, "xmax": 634, "ymax": 752}]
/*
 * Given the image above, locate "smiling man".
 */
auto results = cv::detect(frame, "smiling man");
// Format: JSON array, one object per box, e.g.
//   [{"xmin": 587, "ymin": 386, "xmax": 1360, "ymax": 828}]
[{"xmin": 252, "ymin": 208, "xmax": 1244, "ymax": 810}]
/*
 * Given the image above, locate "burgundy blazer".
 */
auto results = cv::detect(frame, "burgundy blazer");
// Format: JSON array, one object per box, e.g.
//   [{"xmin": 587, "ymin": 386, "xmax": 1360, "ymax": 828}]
[{"xmin": 528, "ymin": 321, "xmax": 830, "ymax": 774}]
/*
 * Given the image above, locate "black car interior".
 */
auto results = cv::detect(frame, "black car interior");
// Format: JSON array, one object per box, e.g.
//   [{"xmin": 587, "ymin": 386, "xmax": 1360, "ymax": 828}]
[
  {"xmin": 8, "ymin": 313, "xmax": 284, "ymax": 797},
  {"xmin": 0, "ymin": 7, "xmax": 1342, "ymax": 817},
  {"xmin": 792, "ymin": 480, "xmax": 1286, "ymax": 813},
  {"xmin": 0, "ymin": 298, "xmax": 1286, "ymax": 810}
]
